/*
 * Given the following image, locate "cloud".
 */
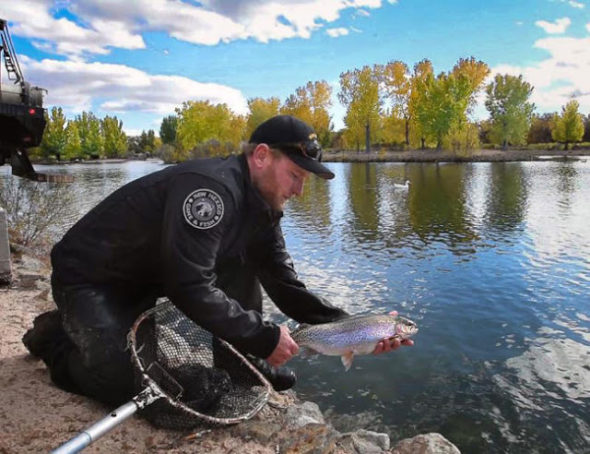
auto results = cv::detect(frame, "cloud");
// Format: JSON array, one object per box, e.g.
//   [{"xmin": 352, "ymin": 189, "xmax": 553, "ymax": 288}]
[
  {"xmin": 587, "ymin": 22, "xmax": 590, "ymax": 32},
  {"xmin": 487, "ymin": 35, "xmax": 590, "ymax": 116},
  {"xmin": 19, "ymin": 56, "xmax": 248, "ymax": 117},
  {"xmin": 326, "ymin": 27, "xmax": 349, "ymax": 38},
  {"xmin": 568, "ymin": 1, "xmax": 584, "ymax": 8},
  {"xmin": 2, "ymin": 0, "xmax": 392, "ymax": 57},
  {"xmin": 535, "ymin": 17, "xmax": 571, "ymax": 34},
  {"xmin": 1, "ymin": 1, "xmax": 145, "ymax": 57}
]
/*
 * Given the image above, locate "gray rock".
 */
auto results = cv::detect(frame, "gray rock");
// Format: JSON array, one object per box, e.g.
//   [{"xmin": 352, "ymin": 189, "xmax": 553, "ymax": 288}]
[
  {"xmin": 352, "ymin": 429, "xmax": 390, "ymax": 452},
  {"xmin": 392, "ymin": 433, "xmax": 461, "ymax": 454},
  {"xmin": 285, "ymin": 401, "xmax": 325, "ymax": 429},
  {"xmin": 338, "ymin": 429, "xmax": 390, "ymax": 454}
]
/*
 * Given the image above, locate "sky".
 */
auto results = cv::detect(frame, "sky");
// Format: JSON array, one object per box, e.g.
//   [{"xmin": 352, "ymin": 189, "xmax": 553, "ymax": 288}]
[{"xmin": 1, "ymin": 0, "xmax": 589, "ymax": 136}]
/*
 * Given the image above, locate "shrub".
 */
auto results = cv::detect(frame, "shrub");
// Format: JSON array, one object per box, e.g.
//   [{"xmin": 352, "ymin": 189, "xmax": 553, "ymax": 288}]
[{"xmin": 0, "ymin": 177, "xmax": 74, "ymax": 251}]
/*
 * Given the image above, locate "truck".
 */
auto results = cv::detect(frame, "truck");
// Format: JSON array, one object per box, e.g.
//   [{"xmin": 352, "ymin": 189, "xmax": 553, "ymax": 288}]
[{"xmin": 0, "ymin": 18, "xmax": 68, "ymax": 182}]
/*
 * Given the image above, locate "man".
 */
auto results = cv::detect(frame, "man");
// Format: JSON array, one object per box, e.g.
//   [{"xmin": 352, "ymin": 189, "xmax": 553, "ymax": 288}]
[{"xmin": 23, "ymin": 115, "xmax": 411, "ymax": 407}]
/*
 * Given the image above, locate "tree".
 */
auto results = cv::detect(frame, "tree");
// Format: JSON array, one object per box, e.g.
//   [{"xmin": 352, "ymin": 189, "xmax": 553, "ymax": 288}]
[
  {"xmin": 246, "ymin": 97, "xmax": 281, "ymax": 138},
  {"xmin": 102, "ymin": 116, "xmax": 127, "ymax": 158},
  {"xmin": 414, "ymin": 72, "xmax": 471, "ymax": 149},
  {"xmin": 76, "ymin": 111, "xmax": 104, "ymax": 158},
  {"xmin": 451, "ymin": 57, "xmax": 490, "ymax": 109},
  {"xmin": 527, "ymin": 113, "xmax": 554, "ymax": 144},
  {"xmin": 584, "ymin": 114, "xmax": 590, "ymax": 142},
  {"xmin": 63, "ymin": 120, "xmax": 81, "ymax": 160},
  {"xmin": 485, "ymin": 74, "xmax": 535, "ymax": 149},
  {"xmin": 176, "ymin": 101, "xmax": 238, "ymax": 154},
  {"xmin": 407, "ymin": 59, "xmax": 434, "ymax": 149},
  {"xmin": 281, "ymin": 81, "xmax": 333, "ymax": 146},
  {"xmin": 381, "ymin": 60, "xmax": 411, "ymax": 145},
  {"xmin": 138, "ymin": 129, "xmax": 156, "ymax": 154},
  {"xmin": 551, "ymin": 100, "xmax": 585, "ymax": 150},
  {"xmin": 338, "ymin": 65, "xmax": 382, "ymax": 152},
  {"xmin": 39, "ymin": 107, "xmax": 67, "ymax": 159},
  {"xmin": 160, "ymin": 115, "xmax": 178, "ymax": 145}
]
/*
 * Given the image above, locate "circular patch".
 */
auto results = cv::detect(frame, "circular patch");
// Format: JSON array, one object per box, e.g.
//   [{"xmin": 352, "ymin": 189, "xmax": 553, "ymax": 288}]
[{"xmin": 183, "ymin": 189, "xmax": 224, "ymax": 229}]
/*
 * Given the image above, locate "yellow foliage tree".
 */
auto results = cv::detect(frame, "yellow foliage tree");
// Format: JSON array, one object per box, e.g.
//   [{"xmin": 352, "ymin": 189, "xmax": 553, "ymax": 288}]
[
  {"xmin": 338, "ymin": 65, "xmax": 382, "ymax": 152},
  {"xmin": 246, "ymin": 97, "xmax": 281, "ymax": 138},
  {"xmin": 281, "ymin": 80, "xmax": 333, "ymax": 146},
  {"xmin": 381, "ymin": 61, "xmax": 411, "ymax": 145},
  {"xmin": 176, "ymin": 101, "xmax": 240, "ymax": 156}
]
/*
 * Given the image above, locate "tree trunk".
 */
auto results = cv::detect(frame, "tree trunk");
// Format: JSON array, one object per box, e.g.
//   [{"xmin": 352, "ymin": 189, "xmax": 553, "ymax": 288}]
[
  {"xmin": 365, "ymin": 122, "xmax": 371, "ymax": 153},
  {"xmin": 405, "ymin": 119, "xmax": 410, "ymax": 146},
  {"xmin": 502, "ymin": 140, "xmax": 507, "ymax": 151},
  {"xmin": 565, "ymin": 141, "xmax": 569, "ymax": 151},
  {"xmin": 421, "ymin": 137, "xmax": 425, "ymax": 150}
]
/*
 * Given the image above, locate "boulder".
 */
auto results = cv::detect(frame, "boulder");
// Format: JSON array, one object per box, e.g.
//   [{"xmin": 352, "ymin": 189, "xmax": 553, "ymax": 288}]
[{"xmin": 392, "ymin": 432, "xmax": 460, "ymax": 454}]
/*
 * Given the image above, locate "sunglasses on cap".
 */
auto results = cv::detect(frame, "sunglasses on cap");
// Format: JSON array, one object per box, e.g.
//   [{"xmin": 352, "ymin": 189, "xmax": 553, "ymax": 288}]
[{"xmin": 271, "ymin": 138, "xmax": 323, "ymax": 161}]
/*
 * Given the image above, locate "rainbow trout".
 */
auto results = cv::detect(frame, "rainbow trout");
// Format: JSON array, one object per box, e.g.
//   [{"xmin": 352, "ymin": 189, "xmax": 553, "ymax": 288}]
[{"xmin": 291, "ymin": 314, "xmax": 418, "ymax": 371}]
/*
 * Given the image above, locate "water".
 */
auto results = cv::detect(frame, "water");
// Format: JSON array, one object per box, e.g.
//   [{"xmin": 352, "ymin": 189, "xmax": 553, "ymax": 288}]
[{"xmin": 2, "ymin": 159, "xmax": 589, "ymax": 453}]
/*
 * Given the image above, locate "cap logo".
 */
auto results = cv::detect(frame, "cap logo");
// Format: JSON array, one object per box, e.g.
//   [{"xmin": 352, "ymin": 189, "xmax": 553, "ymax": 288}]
[{"xmin": 183, "ymin": 189, "xmax": 224, "ymax": 229}]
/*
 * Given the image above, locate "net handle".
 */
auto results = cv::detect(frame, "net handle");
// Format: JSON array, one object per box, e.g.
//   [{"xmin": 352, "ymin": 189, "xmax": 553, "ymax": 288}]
[{"xmin": 50, "ymin": 385, "xmax": 163, "ymax": 454}]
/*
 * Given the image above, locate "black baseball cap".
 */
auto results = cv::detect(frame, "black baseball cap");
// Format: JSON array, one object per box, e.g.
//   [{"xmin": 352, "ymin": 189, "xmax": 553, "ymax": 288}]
[{"xmin": 249, "ymin": 115, "xmax": 335, "ymax": 180}]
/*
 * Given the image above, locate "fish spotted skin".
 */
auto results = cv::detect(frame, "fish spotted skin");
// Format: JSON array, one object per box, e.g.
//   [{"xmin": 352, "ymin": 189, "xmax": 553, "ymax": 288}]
[{"xmin": 291, "ymin": 314, "xmax": 418, "ymax": 371}]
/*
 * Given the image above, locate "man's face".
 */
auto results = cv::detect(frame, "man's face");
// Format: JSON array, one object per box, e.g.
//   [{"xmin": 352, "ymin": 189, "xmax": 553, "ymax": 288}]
[{"xmin": 255, "ymin": 149, "xmax": 310, "ymax": 211}]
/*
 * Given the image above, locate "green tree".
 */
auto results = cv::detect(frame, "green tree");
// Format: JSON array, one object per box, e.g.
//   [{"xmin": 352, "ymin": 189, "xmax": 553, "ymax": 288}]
[
  {"xmin": 138, "ymin": 129, "xmax": 156, "ymax": 154},
  {"xmin": 338, "ymin": 65, "xmax": 382, "ymax": 152},
  {"xmin": 63, "ymin": 120, "xmax": 81, "ymax": 160},
  {"xmin": 407, "ymin": 59, "xmax": 434, "ymax": 149},
  {"xmin": 246, "ymin": 97, "xmax": 281, "ymax": 138},
  {"xmin": 160, "ymin": 115, "xmax": 178, "ymax": 145},
  {"xmin": 485, "ymin": 74, "xmax": 535, "ymax": 150},
  {"xmin": 414, "ymin": 72, "xmax": 471, "ymax": 149},
  {"xmin": 39, "ymin": 107, "xmax": 67, "ymax": 159},
  {"xmin": 551, "ymin": 100, "xmax": 585, "ymax": 150},
  {"xmin": 101, "ymin": 115, "xmax": 127, "ymax": 158},
  {"xmin": 76, "ymin": 111, "xmax": 104, "ymax": 158}
]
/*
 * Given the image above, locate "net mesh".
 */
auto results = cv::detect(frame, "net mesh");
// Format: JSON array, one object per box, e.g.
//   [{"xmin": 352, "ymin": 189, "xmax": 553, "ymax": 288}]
[{"xmin": 128, "ymin": 300, "xmax": 272, "ymax": 429}]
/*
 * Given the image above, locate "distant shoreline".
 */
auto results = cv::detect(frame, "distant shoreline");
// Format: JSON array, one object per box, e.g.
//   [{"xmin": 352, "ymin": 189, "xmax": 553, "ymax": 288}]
[
  {"xmin": 27, "ymin": 148, "xmax": 590, "ymax": 167},
  {"xmin": 323, "ymin": 148, "xmax": 590, "ymax": 163}
]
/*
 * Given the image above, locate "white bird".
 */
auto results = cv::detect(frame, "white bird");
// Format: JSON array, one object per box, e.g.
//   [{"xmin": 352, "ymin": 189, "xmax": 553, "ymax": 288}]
[{"xmin": 394, "ymin": 180, "xmax": 410, "ymax": 190}]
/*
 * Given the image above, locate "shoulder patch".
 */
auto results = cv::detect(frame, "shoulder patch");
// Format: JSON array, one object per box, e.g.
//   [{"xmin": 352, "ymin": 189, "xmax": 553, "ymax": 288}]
[{"xmin": 183, "ymin": 189, "xmax": 225, "ymax": 229}]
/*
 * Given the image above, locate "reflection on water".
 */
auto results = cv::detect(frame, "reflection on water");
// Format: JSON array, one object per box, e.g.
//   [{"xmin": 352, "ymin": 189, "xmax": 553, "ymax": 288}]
[{"xmin": 2, "ymin": 159, "xmax": 589, "ymax": 453}]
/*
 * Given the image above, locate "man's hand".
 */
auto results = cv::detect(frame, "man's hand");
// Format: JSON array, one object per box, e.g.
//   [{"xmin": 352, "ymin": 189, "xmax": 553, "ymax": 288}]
[
  {"xmin": 266, "ymin": 325, "xmax": 299, "ymax": 367},
  {"xmin": 373, "ymin": 310, "xmax": 414, "ymax": 355}
]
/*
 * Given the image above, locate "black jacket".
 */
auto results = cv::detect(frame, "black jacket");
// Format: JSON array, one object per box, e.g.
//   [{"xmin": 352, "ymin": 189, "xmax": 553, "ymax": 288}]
[{"xmin": 51, "ymin": 154, "xmax": 347, "ymax": 358}]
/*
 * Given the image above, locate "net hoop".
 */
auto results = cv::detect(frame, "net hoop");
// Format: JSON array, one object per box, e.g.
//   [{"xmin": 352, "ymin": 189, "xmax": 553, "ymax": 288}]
[{"xmin": 127, "ymin": 300, "xmax": 273, "ymax": 426}]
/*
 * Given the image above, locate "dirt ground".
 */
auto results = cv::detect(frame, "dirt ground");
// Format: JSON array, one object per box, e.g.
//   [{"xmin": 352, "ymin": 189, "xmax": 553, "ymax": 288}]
[{"xmin": 0, "ymin": 261, "xmax": 292, "ymax": 454}]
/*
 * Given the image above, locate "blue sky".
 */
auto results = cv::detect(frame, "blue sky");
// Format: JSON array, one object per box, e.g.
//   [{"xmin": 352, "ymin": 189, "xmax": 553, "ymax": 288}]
[{"xmin": 2, "ymin": 0, "xmax": 589, "ymax": 135}]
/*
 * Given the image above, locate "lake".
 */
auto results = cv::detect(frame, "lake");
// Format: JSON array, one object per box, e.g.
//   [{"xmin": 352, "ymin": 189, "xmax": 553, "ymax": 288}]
[{"xmin": 1, "ymin": 158, "xmax": 589, "ymax": 453}]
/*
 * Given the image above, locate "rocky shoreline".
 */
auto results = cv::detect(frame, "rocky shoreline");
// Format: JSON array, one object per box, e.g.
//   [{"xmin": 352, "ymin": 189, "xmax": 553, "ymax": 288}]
[{"xmin": 0, "ymin": 248, "xmax": 461, "ymax": 453}]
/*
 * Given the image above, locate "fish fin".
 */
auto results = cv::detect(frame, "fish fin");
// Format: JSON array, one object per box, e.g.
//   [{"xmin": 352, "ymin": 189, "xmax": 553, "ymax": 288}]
[{"xmin": 341, "ymin": 352, "xmax": 354, "ymax": 371}]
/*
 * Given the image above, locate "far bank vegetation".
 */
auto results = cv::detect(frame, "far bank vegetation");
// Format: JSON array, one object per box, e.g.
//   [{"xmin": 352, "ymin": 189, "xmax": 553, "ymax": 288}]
[{"xmin": 32, "ymin": 58, "xmax": 590, "ymax": 163}]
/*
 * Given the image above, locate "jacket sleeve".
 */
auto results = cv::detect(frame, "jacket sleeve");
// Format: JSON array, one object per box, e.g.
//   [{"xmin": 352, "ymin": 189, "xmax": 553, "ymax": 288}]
[
  {"xmin": 161, "ymin": 173, "xmax": 280, "ymax": 358},
  {"xmin": 252, "ymin": 223, "xmax": 349, "ymax": 324}
]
